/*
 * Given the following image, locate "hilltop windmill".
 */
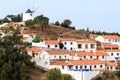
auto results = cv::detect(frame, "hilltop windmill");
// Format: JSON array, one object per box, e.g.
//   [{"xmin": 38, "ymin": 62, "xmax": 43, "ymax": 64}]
[{"xmin": 22, "ymin": 3, "xmax": 39, "ymax": 22}]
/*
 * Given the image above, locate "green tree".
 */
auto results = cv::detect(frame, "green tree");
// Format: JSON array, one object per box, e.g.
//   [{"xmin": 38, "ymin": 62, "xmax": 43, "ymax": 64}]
[
  {"xmin": 2, "ymin": 17, "xmax": 10, "ymax": 23},
  {"xmin": 55, "ymin": 21, "xmax": 60, "ymax": 26},
  {"xmin": 32, "ymin": 36, "xmax": 43, "ymax": 43},
  {"xmin": 61, "ymin": 19, "xmax": 72, "ymax": 28},
  {"xmin": 62, "ymin": 74, "xmax": 74, "ymax": 80},
  {"xmin": 25, "ymin": 20, "xmax": 35, "ymax": 27},
  {"xmin": 0, "ymin": 28, "xmax": 35, "ymax": 80},
  {"xmin": 46, "ymin": 68, "xmax": 62, "ymax": 80},
  {"xmin": 34, "ymin": 15, "xmax": 49, "ymax": 32},
  {"xmin": 6, "ymin": 14, "xmax": 22, "ymax": 22}
]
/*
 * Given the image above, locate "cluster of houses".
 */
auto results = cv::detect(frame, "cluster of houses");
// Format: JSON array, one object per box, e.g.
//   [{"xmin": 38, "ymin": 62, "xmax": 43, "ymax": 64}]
[
  {"xmin": 22, "ymin": 33, "xmax": 120, "ymax": 80},
  {"xmin": 0, "ymin": 9, "xmax": 120, "ymax": 80}
]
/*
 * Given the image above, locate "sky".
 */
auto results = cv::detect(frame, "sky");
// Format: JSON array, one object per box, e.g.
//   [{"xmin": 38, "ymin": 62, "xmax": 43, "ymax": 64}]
[{"xmin": 0, "ymin": 0, "xmax": 120, "ymax": 33}]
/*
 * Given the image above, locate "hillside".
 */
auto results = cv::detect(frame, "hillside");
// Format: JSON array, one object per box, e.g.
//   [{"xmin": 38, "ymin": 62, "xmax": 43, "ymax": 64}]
[
  {"xmin": 92, "ymin": 71, "xmax": 120, "ymax": 80},
  {"xmin": 26, "ymin": 66, "xmax": 47, "ymax": 80},
  {"xmin": 23, "ymin": 24, "xmax": 90, "ymax": 40}
]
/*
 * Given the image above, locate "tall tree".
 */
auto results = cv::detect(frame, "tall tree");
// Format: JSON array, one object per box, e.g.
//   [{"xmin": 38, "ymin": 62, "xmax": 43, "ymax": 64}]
[
  {"xmin": 0, "ymin": 28, "xmax": 34, "ymax": 80},
  {"xmin": 61, "ymin": 19, "xmax": 72, "ymax": 28},
  {"xmin": 6, "ymin": 14, "xmax": 22, "ymax": 22},
  {"xmin": 34, "ymin": 15, "xmax": 49, "ymax": 32},
  {"xmin": 25, "ymin": 20, "xmax": 35, "ymax": 27},
  {"xmin": 46, "ymin": 68, "xmax": 62, "ymax": 80}
]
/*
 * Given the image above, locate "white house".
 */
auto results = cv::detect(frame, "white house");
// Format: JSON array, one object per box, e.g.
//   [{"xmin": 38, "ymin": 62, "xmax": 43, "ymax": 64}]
[
  {"xmin": 50, "ymin": 59, "xmax": 105, "ymax": 71},
  {"xmin": 32, "ymin": 40, "xmax": 60, "ymax": 49},
  {"xmin": 69, "ymin": 50, "xmax": 109, "ymax": 61},
  {"xmin": 76, "ymin": 39, "xmax": 96, "ymax": 52},
  {"xmin": 40, "ymin": 49, "xmax": 72, "ymax": 61},
  {"xmin": 44, "ymin": 40, "xmax": 59, "ymax": 49},
  {"xmin": 58, "ymin": 38, "xmax": 77, "ymax": 51},
  {"xmin": 25, "ymin": 47, "xmax": 43, "ymax": 59},
  {"xmin": 22, "ymin": 9, "xmax": 34, "ymax": 22},
  {"xmin": 95, "ymin": 35, "xmax": 120, "ymax": 47},
  {"xmin": 59, "ymin": 38, "xmax": 97, "ymax": 52},
  {"xmin": 101, "ymin": 43, "xmax": 119, "ymax": 50},
  {"xmin": 49, "ymin": 59, "xmax": 105, "ymax": 80},
  {"xmin": 106, "ymin": 61, "xmax": 118, "ymax": 71},
  {"xmin": 105, "ymin": 50, "xmax": 120, "ymax": 61},
  {"xmin": 22, "ymin": 33, "xmax": 36, "ymax": 42}
]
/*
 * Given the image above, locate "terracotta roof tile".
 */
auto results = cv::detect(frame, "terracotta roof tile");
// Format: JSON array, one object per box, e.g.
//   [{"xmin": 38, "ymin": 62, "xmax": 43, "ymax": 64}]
[
  {"xmin": 59, "ymin": 38, "xmax": 76, "ymax": 41},
  {"xmin": 102, "ymin": 35, "xmax": 120, "ymax": 39},
  {"xmin": 22, "ymin": 37, "xmax": 29, "ymax": 40},
  {"xmin": 76, "ymin": 39, "xmax": 96, "ymax": 43},
  {"xmin": 70, "ymin": 51, "xmax": 109, "ymax": 56},
  {"xmin": 46, "ymin": 49, "xmax": 70, "ymax": 55},
  {"xmin": 102, "ymin": 43, "xmax": 119, "ymax": 48},
  {"xmin": 26, "ymin": 47, "xmax": 43, "ymax": 52},
  {"xmin": 106, "ymin": 61, "xmax": 118, "ymax": 67},
  {"xmin": 51, "ymin": 59, "xmax": 104, "ymax": 65},
  {"xmin": 105, "ymin": 50, "xmax": 120, "ymax": 52},
  {"xmin": 45, "ymin": 40, "xmax": 59, "ymax": 44}
]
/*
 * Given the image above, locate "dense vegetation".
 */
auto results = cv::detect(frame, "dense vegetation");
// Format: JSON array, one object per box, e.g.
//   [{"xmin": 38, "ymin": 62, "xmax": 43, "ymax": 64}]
[
  {"xmin": 46, "ymin": 68, "xmax": 74, "ymax": 80},
  {"xmin": 0, "ymin": 28, "xmax": 35, "ymax": 80},
  {"xmin": 54, "ymin": 19, "xmax": 75, "ymax": 30},
  {"xmin": 0, "ymin": 14, "xmax": 22, "ymax": 24}
]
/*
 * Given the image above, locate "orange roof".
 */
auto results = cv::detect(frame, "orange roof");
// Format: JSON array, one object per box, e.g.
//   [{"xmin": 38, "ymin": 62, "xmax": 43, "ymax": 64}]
[
  {"xmin": 70, "ymin": 51, "xmax": 109, "ymax": 56},
  {"xmin": 22, "ymin": 37, "xmax": 29, "ymax": 40},
  {"xmin": 97, "ymin": 46, "xmax": 104, "ymax": 50},
  {"xmin": 106, "ymin": 61, "xmax": 118, "ymax": 67},
  {"xmin": 102, "ymin": 43, "xmax": 119, "ymax": 48},
  {"xmin": 45, "ymin": 40, "xmax": 59, "ymax": 44},
  {"xmin": 51, "ymin": 59, "xmax": 104, "ymax": 65},
  {"xmin": 26, "ymin": 47, "xmax": 43, "ymax": 52},
  {"xmin": 76, "ymin": 39, "xmax": 96, "ymax": 43},
  {"xmin": 102, "ymin": 35, "xmax": 120, "ymax": 39},
  {"xmin": 46, "ymin": 49, "xmax": 70, "ymax": 55},
  {"xmin": 105, "ymin": 50, "xmax": 120, "ymax": 52},
  {"xmin": 59, "ymin": 38, "xmax": 76, "ymax": 41}
]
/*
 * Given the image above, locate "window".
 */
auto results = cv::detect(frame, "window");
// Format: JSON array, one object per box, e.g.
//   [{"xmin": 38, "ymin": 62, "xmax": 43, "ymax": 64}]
[
  {"xmin": 64, "ymin": 42, "xmax": 67, "ymax": 45},
  {"xmin": 64, "ymin": 47, "xmax": 66, "ymax": 50},
  {"xmin": 59, "ymin": 56, "xmax": 61, "ymax": 59},
  {"xmin": 54, "ymin": 56, "xmax": 56, "ymax": 58},
  {"xmin": 117, "ymin": 53, "xmax": 119, "ymax": 56},
  {"xmin": 84, "ymin": 65, "xmax": 87, "ymax": 68},
  {"xmin": 80, "ymin": 66, "xmax": 82, "ymax": 69},
  {"xmin": 62, "ymin": 65, "xmax": 64, "ymax": 69},
  {"xmin": 94, "ymin": 65, "xmax": 96, "ymax": 68},
  {"xmin": 100, "ymin": 65, "xmax": 102, "ymax": 68},
  {"xmin": 32, "ymin": 53, "xmax": 35, "ymax": 57},
  {"xmin": 85, "ymin": 44, "xmax": 88, "ymax": 49},
  {"xmin": 65, "ymin": 55, "xmax": 66, "ymax": 58},
  {"xmin": 70, "ymin": 47, "xmax": 73, "ymax": 50},
  {"xmin": 111, "ymin": 66, "xmax": 113, "ymax": 69},
  {"xmin": 76, "ymin": 66, "xmax": 78, "ymax": 69},
  {"xmin": 102, "ymin": 56, "xmax": 104, "ymax": 59},
  {"xmin": 115, "ymin": 39, "xmax": 117, "ymax": 42},
  {"xmin": 90, "ymin": 56, "xmax": 92, "ymax": 59},
  {"xmin": 78, "ymin": 44, "xmax": 82, "ymax": 48},
  {"xmin": 111, "ymin": 53, "xmax": 113, "ymax": 56},
  {"xmin": 36, "ymin": 53, "xmax": 38, "ymax": 55},
  {"xmin": 84, "ymin": 56, "xmax": 86, "ymax": 59},
  {"xmin": 30, "ymin": 14, "xmax": 32, "ymax": 16},
  {"xmin": 48, "ymin": 45, "xmax": 50, "ymax": 48},
  {"xmin": 91, "ymin": 44, "xmax": 95, "ymax": 48},
  {"xmin": 97, "ymin": 56, "xmax": 99, "ymax": 59},
  {"xmin": 55, "ymin": 45, "xmax": 57, "ymax": 47},
  {"xmin": 70, "ymin": 42, "xmax": 73, "ymax": 45}
]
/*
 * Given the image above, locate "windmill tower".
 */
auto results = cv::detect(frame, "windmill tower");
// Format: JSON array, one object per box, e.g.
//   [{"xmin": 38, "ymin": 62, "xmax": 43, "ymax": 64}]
[{"xmin": 22, "ymin": 9, "xmax": 34, "ymax": 22}]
